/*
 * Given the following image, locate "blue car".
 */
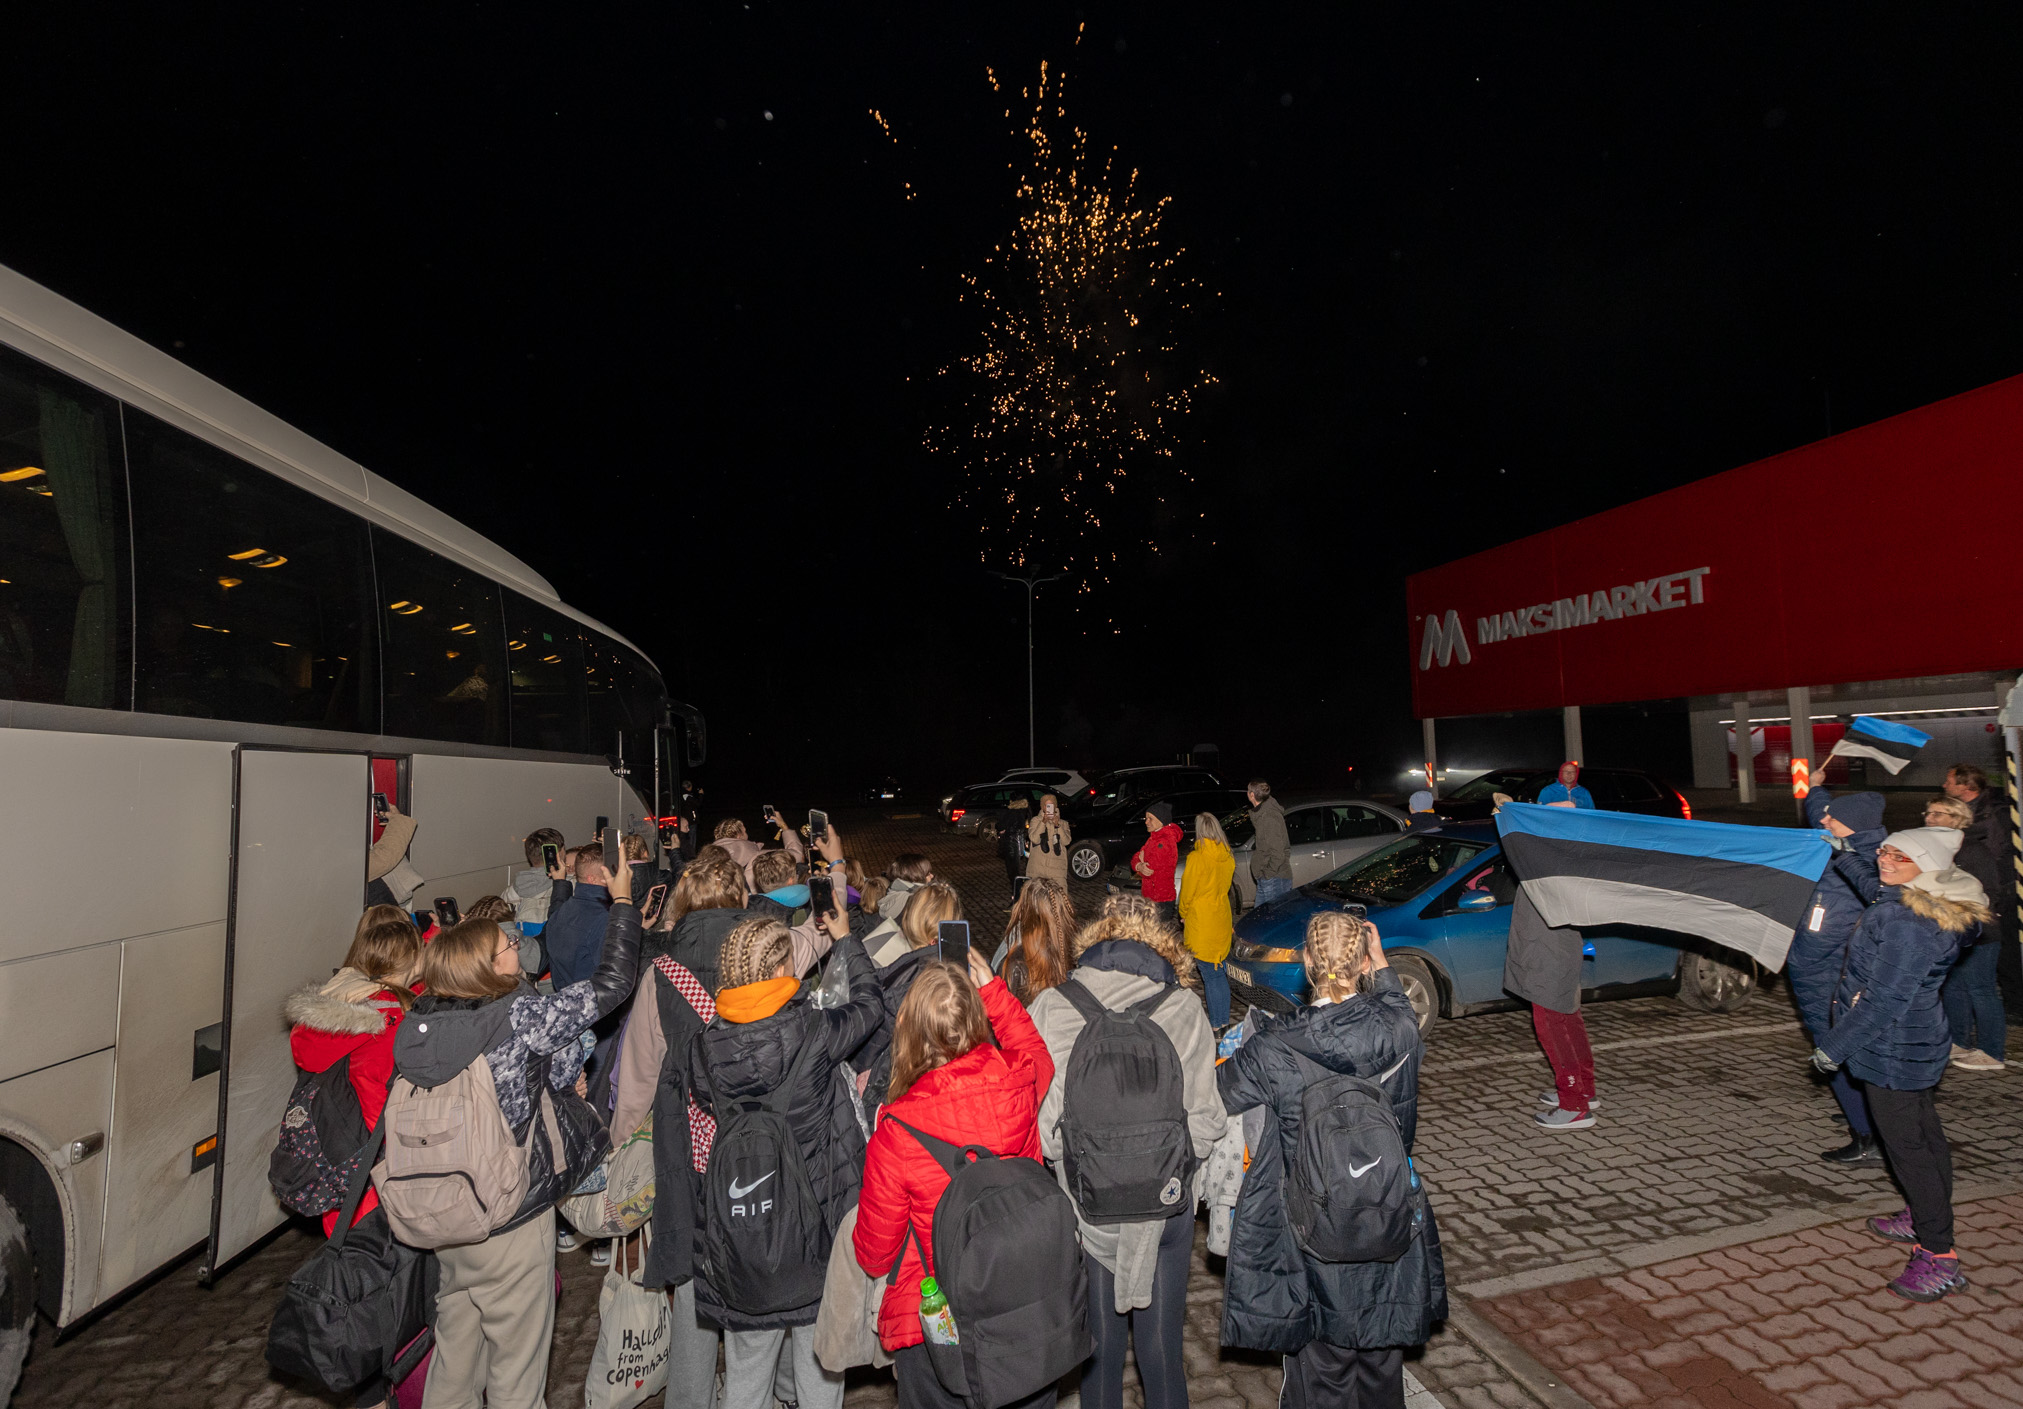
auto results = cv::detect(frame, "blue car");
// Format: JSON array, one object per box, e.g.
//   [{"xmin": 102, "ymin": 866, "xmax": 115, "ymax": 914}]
[{"xmin": 1223, "ymin": 823, "xmax": 1761, "ymax": 1031}]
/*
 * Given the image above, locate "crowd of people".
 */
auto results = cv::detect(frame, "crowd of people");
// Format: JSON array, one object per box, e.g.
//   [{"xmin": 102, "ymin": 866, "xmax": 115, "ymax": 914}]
[{"xmin": 275, "ymin": 790, "xmax": 1443, "ymax": 1409}]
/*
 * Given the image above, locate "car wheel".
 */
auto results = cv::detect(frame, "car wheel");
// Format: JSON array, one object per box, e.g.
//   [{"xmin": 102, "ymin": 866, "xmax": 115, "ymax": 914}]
[
  {"xmin": 0, "ymin": 1194, "xmax": 30, "ymax": 1408},
  {"xmin": 1676, "ymin": 952, "xmax": 1758, "ymax": 1012},
  {"xmin": 1387, "ymin": 954, "xmax": 1440, "ymax": 1035},
  {"xmin": 1067, "ymin": 841, "xmax": 1106, "ymax": 881}
]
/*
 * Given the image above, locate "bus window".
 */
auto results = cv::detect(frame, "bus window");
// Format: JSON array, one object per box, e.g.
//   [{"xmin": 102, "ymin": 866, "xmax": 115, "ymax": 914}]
[
  {"xmin": 126, "ymin": 408, "xmax": 374, "ymax": 728},
  {"xmin": 584, "ymin": 633, "xmax": 659, "ymax": 773},
  {"xmin": 504, "ymin": 590, "xmax": 587, "ymax": 753},
  {"xmin": 373, "ymin": 528, "xmax": 508, "ymax": 747},
  {"xmin": 0, "ymin": 345, "xmax": 130, "ymax": 710}
]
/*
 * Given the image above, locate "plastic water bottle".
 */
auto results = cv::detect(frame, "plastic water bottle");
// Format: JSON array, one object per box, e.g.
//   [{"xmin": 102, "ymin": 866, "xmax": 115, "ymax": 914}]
[{"xmin": 918, "ymin": 1277, "xmax": 959, "ymax": 1345}]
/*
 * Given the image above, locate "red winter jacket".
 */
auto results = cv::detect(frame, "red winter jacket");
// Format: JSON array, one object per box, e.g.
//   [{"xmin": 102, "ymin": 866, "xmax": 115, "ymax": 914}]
[
  {"xmin": 1132, "ymin": 823, "xmax": 1184, "ymax": 902},
  {"xmin": 284, "ymin": 970, "xmax": 413, "ymax": 1235},
  {"xmin": 852, "ymin": 977, "xmax": 1055, "ymax": 1350}
]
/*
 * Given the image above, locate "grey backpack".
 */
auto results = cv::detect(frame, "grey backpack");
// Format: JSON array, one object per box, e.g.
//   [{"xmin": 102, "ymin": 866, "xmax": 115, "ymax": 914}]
[{"xmin": 373, "ymin": 1055, "xmax": 556, "ymax": 1248}]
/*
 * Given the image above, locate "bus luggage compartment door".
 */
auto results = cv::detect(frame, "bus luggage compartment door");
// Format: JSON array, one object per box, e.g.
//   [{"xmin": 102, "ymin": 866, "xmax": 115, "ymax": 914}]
[{"xmin": 206, "ymin": 748, "xmax": 369, "ymax": 1274}]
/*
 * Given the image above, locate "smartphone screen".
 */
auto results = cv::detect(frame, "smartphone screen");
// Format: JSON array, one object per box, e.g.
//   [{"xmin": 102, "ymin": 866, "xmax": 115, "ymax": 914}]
[
  {"xmin": 809, "ymin": 808, "xmax": 829, "ymax": 843},
  {"xmin": 938, "ymin": 920, "xmax": 971, "ymax": 967},
  {"xmin": 641, "ymin": 883, "xmax": 669, "ymax": 925},
  {"xmin": 808, "ymin": 874, "xmax": 835, "ymax": 918},
  {"xmin": 370, "ymin": 790, "xmax": 389, "ymax": 815},
  {"xmin": 433, "ymin": 896, "xmax": 462, "ymax": 927},
  {"xmin": 602, "ymin": 826, "xmax": 623, "ymax": 879},
  {"xmin": 763, "ymin": 803, "xmax": 777, "ymax": 820},
  {"xmin": 541, "ymin": 842, "xmax": 561, "ymax": 873},
  {"xmin": 594, "ymin": 815, "xmax": 609, "ymax": 835}
]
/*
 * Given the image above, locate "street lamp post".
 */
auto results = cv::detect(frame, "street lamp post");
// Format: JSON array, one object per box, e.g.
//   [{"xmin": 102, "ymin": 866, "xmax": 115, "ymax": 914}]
[{"xmin": 993, "ymin": 569, "xmax": 1064, "ymax": 767}]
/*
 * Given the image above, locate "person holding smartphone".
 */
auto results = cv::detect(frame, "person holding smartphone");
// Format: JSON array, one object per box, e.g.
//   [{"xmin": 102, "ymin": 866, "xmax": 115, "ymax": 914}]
[{"xmin": 1025, "ymin": 793, "xmax": 1074, "ymax": 888}]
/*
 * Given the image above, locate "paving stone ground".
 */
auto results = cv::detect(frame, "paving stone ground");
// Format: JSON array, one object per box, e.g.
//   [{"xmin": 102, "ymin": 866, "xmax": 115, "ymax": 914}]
[{"xmin": 13, "ymin": 810, "xmax": 2020, "ymax": 1409}]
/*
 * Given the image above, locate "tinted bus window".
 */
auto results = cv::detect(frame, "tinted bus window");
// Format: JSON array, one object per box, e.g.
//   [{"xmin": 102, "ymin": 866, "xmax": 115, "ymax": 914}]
[
  {"xmin": 126, "ymin": 410, "xmax": 374, "ymax": 728},
  {"xmin": 504, "ymin": 590, "xmax": 587, "ymax": 753},
  {"xmin": 373, "ymin": 529, "xmax": 508, "ymax": 746},
  {"xmin": 0, "ymin": 346, "xmax": 130, "ymax": 709},
  {"xmin": 583, "ymin": 632, "xmax": 661, "ymax": 774}
]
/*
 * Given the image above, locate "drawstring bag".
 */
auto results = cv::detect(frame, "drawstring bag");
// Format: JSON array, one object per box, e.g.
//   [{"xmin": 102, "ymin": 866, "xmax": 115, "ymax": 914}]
[{"xmin": 584, "ymin": 1225, "xmax": 671, "ymax": 1409}]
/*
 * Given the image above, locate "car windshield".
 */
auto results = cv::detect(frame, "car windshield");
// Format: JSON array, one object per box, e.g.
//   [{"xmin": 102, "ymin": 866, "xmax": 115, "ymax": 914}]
[
  {"xmin": 1082, "ymin": 771, "xmax": 1144, "ymax": 808},
  {"xmin": 1312, "ymin": 835, "xmax": 1490, "ymax": 905},
  {"xmin": 1219, "ymin": 804, "xmax": 1256, "ymax": 847},
  {"xmin": 1443, "ymin": 770, "xmax": 1543, "ymax": 804}
]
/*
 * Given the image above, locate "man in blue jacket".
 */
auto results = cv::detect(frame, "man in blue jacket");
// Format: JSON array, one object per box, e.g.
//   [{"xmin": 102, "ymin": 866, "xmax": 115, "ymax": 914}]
[
  {"xmin": 1790, "ymin": 787, "xmax": 1886, "ymax": 1164},
  {"xmin": 1536, "ymin": 761, "xmax": 1594, "ymax": 809}
]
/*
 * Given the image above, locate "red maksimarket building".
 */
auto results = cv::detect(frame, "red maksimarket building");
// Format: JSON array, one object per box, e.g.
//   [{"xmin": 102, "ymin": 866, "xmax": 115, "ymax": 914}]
[{"xmin": 1405, "ymin": 373, "xmax": 2022, "ymax": 801}]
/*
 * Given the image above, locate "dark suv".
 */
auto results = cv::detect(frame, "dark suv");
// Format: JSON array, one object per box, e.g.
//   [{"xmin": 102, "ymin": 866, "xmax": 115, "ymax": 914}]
[
  {"xmin": 1433, "ymin": 767, "xmax": 1691, "ymax": 821},
  {"xmin": 1065, "ymin": 765, "xmax": 1223, "ymax": 818},
  {"xmin": 1065, "ymin": 785, "xmax": 1250, "ymax": 882},
  {"xmin": 944, "ymin": 780, "xmax": 1052, "ymax": 835}
]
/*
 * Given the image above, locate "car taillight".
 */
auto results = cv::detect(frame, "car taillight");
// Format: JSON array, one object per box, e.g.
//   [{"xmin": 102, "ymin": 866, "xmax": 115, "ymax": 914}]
[
  {"xmin": 1674, "ymin": 790, "xmax": 1692, "ymax": 821},
  {"xmin": 950, "ymin": 808, "xmax": 966, "ymax": 822}
]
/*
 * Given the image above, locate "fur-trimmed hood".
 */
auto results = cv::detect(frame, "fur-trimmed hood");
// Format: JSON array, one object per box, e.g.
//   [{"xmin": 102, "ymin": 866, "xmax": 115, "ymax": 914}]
[
  {"xmin": 283, "ymin": 967, "xmax": 406, "ymax": 1035},
  {"xmin": 1071, "ymin": 906, "xmax": 1198, "ymax": 989},
  {"xmin": 1900, "ymin": 876, "xmax": 1993, "ymax": 931}
]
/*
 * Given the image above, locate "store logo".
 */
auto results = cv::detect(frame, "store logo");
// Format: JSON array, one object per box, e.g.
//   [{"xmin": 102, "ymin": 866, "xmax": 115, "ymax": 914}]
[
  {"xmin": 1418, "ymin": 610, "xmax": 1473, "ymax": 669},
  {"xmin": 1419, "ymin": 566, "xmax": 1711, "ymax": 670}
]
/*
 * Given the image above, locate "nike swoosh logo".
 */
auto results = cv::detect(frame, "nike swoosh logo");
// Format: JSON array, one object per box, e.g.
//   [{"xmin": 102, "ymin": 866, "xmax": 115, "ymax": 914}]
[
  {"xmin": 1347, "ymin": 1158, "xmax": 1380, "ymax": 1178},
  {"xmin": 728, "ymin": 1171, "xmax": 775, "ymax": 1200}
]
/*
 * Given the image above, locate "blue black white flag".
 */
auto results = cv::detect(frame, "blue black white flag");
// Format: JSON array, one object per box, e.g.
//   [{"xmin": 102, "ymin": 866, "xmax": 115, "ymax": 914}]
[
  {"xmin": 1825, "ymin": 714, "xmax": 1933, "ymax": 775},
  {"xmin": 1494, "ymin": 802, "xmax": 1832, "ymax": 970}
]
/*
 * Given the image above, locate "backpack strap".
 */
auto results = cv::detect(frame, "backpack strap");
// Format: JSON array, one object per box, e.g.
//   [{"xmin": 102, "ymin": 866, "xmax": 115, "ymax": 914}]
[
  {"xmin": 1055, "ymin": 977, "xmax": 1108, "ymax": 1025},
  {"xmin": 1125, "ymin": 984, "xmax": 1184, "ymax": 1020},
  {"xmin": 883, "ymin": 1115, "xmax": 995, "ymax": 1176},
  {"xmin": 326, "ymin": 1118, "xmax": 388, "ymax": 1253}
]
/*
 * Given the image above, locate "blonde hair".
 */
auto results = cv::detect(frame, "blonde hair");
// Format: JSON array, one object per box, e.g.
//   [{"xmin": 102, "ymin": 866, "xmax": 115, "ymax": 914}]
[
  {"xmin": 714, "ymin": 818, "xmax": 748, "ymax": 841},
  {"xmin": 464, "ymin": 894, "xmax": 514, "ymax": 924},
  {"xmin": 858, "ymin": 874, "xmax": 891, "ymax": 916},
  {"xmin": 752, "ymin": 849, "xmax": 801, "ymax": 894},
  {"xmin": 1074, "ymin": 896, "xmax": 1198, "ymax": 989},
  {"xmin": 888, "ymin": 962, "xmax": 991, "ymax": 1103},
  {"xmin": 1303, "ymin": 911, "xmax": 1375, "ymax": 1004},
  {"xmin": 1194, "ymin": 812, "xmax": 1228, "ymax": 847},
  {"xmin": 720, "ymin": 916, "xmax": 793, "ymax": 989},
  {"xmin": 900, "ymin": 882, "xmax": 964, "ymax": 951},
  {"xmin": 668, "ymin": 857, "xmax": 747, "ymax": 926},
  {"xmin": 344, "ymin": 907, "xmax": 423, "ymax": 1003},
  {"xmin": 622, "ymin": 833, "xmax": 651, "ymax": 863},
  {"xmin": 1925, "ymin": 796, "xmax": 1974, "ymax": 829},
  {"xmin": 420, "ymin": 919, "xmax": 519, "ymax": 1001}
]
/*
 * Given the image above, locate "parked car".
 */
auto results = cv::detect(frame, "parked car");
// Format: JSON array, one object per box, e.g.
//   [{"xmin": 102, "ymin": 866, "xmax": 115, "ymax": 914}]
[
  {"xmin": 1216, "ymin": 795, "xmax": 1410, "ymax": 909},
  {"xmin": 997, "ymin": 765, "xmax": 1090, "ymax": 797},
  {"xmin": 944, "ymin": 779, "xmax": 1051, "ymax": 835},
  {"xmin": 864, "ymin": 776, "xmax": 904, "ymax": 803},
  {"xmin": 1433, "ymin": 767, "xmax": 1692, "ymax": 821},
  {"xmin": 1224, "ymin": 823, "xmax": 1758, "ymax": 1032},
  {"xmin": 1063, "ymin": 765, "xmax": 1224, "ymax": 820},
  {"xmin": 1065, "ymin": 786, "xmax": 1250, "ymax": 882}
]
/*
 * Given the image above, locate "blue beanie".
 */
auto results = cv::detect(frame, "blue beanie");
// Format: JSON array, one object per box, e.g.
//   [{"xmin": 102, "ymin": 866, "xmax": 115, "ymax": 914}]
[{"xmin": 1823, "ymin": 791, "xmax": 1886, "ymax": 834}]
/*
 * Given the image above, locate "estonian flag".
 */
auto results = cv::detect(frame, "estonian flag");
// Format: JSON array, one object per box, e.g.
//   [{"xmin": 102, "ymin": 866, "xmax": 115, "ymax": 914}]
[
  {"xmin": 1825, "ymin": 714, "xmax": 1933, "ymax": 775},
  {"xmin": 1495, "ymin": 802, "xmax": 1831, "ymax": 971}
]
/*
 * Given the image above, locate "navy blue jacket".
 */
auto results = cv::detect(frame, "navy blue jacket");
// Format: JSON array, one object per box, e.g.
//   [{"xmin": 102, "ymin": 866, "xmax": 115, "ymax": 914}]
[
  {"xmin": 1786, "ymin": 789, "xmax": 1885, "ymax": 1034},
  {"xmin": 546, "ymin": 881, "xmax": 612, "ymax": 989},
  {"xmin": 1818, "ymin": 883, "xmax": 1983, "ymax": 1089}
]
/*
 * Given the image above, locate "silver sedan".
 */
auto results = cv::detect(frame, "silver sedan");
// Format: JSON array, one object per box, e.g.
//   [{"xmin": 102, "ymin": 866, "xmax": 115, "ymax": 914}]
[{"xmin": 1220, "ymin": 796, "xmax": 1410, "ymax": 909}]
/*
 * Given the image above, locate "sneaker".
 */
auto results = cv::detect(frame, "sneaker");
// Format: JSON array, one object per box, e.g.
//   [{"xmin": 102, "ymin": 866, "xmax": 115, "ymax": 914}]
[
  {"xmin": 1868, "ymin": 1207, "xmax": 1916, "ymax": 1243},
  {"xmin": 556, "ymin": 1230, "xmax": 579, "ymax": 1252},
  {"xmin": 1949, "ymin": 1043, "xmax": 1974, "ymax": 1061},
  {"xmin": 1537, "ymin": 1090, "xmax": 1602, "ymax": 1110},
  {"xmin": 1950, "ymin": 1049, "xmax": 2007, "ymax": 1071},
  {"xmin": 1533, "ymin": 1106, "xmax": 1596, "ymax": 1131},
  {"xmin": 588, "ymin": 1241, "xmax": 612, "ymax": 1267},
  {"xmin": 1886, "ymin": 1247, "xmax": 1968, "ymax": 1302}
]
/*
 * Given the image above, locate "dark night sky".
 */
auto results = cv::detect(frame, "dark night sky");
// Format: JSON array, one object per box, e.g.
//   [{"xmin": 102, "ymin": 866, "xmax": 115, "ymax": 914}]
[{"xmin": 9, "ymin": 4, "xmax": 2023, "ymax": 798}]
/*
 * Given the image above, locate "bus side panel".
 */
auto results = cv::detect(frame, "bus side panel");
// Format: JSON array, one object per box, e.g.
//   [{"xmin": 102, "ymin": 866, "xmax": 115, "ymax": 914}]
[
  {"xmin": 0, "ymin": 1049, "xmax": 113, "ymax": 1324},
  {"xmin": 0, "ymin": 732, "xmax": 232, "ymax": 967},
  {"xmin": 0, "ymin": 945, "xmax": 119, "ymax": 1083},
  {"xmin": 98, "ymin": 922, "xmax": 226, "ymax": 1299},
  {"xmin": 407, "ymin": 754, "xmax": 644, "ymax": 900},
  {"xmin": 211, "ymin": 750, "xmax": 367, "ymax": 1269}
]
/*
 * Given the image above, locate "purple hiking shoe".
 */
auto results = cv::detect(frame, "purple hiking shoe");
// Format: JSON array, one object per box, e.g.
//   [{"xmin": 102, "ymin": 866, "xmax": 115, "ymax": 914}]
[
  {"xmin": 1867, "ymin": 1207, "xmax": 1916, "ymax": 1243},
  {"xmin": 1886, "ymin": 1247, "xmax": 1968, "ymax": 1303}
]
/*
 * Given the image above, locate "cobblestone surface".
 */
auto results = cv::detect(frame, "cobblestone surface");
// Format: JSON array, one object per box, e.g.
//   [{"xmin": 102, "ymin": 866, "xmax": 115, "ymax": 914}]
[
  {"xmin": 15, "ymin": 811, "xmax": 2018, "ymax": 1409},
  {"xmin": 1477, "ymin": 1193, "xmax": 2023, "ymax": 1409}
]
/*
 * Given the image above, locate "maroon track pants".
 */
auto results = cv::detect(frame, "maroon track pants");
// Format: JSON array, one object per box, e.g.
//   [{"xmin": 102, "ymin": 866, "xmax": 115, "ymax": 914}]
[{"xmin": 1533, "ymin": 1005, "xmax": 1596, "ymax": 1112}]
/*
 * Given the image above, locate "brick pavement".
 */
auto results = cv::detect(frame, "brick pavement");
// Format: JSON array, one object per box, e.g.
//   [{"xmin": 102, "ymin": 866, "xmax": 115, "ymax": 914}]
[
  {"xmin": 1476, "ymin": 1193, "xmax": 2023, "ymax": 1409},
  {"xmin": 14, "ymin": 811, "xmax": 2018, "ymax": 1409}
]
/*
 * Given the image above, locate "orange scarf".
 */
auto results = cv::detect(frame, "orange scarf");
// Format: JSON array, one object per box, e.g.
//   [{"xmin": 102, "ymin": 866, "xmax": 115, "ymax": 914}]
[{"xmin": 716, "ymin": 976, "xmax": 799, "ymax": 1024}]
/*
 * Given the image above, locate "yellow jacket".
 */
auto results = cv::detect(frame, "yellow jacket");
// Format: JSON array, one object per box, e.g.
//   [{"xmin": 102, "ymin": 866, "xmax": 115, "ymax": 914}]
[{"xmin": 1177, "ymin": 837, "xmax": 1236, "ymax": 964}]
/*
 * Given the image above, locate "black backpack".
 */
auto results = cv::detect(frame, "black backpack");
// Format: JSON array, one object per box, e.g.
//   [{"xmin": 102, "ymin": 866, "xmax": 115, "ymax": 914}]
[
  {"xmin": 886, "ymin": 1118, "xmax": 1093, "ymax": 1409},
  {"xmin": 1055, "ymin": 977, "xmax": 1197, "ymax": 1223},
  {"xmin": 269, "ymin": 1055, "xmax": 376, "ymax": 1218},
  {"xmin": 1283, "ymin": 1052, "xmax": 1417, "ymax": 1263},
  {"xmin": 700, "ymin": 1021, "xmax": 831, "ymax": 1315}
]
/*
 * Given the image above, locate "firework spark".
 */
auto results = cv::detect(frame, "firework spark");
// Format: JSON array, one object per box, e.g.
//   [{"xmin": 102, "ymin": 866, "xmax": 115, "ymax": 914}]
[{"xmin": 924, "ymin": 57, "xmax": 1216, "ymax": 590}]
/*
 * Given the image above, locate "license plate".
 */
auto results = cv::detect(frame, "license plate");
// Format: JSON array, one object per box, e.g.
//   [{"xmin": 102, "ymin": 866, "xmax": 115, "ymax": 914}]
[{"xmin": 1225, "ymin": 964, "xmax": 1252, "ymax": 985}]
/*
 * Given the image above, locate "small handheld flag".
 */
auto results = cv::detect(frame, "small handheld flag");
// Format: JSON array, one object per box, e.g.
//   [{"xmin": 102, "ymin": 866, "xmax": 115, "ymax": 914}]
[
  {"xmin": 1826, "ymin": 715, "xmax": 1932, "ymax": 776},
  {"xmin": 1496, "ymin": 803, "xmax": 1832, "ymax": 971}
]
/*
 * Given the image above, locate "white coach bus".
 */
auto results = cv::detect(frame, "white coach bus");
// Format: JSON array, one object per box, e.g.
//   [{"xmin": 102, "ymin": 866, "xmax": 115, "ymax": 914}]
[{"xmin": 0, "ymin": 262, "xmax": 703, "ymax": 1374}]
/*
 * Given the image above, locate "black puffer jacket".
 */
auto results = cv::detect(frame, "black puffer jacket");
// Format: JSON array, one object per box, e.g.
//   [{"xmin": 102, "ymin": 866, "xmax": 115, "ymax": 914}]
[
  {"xmin": 667, "ymin": 905, "xmax": 746, "ymax": 995},
  {"xmin": 1215, "ymin": 967, "xmax": 1448, "ymax": 1353},
  {"xmin": 688, "ymin": 934, "xmax": 884, "ymax": 1329},
  {"xmin": 848, "ymin": 943, "xmax": 938, "ymax": 1102}
]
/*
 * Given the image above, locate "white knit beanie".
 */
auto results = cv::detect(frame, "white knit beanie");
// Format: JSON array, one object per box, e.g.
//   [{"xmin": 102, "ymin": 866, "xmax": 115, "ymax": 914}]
[{"xmin": 1882, "ymin": 826, "xmax": 1964, "ymax": 878}]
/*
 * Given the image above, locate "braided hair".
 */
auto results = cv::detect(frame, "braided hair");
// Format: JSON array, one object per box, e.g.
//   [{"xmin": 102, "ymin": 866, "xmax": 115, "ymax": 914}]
[
  {"xmin": 719, "ymin": 916, "xmax": 793, "ymax": 989},
  {"xmin": 1302, "ymin": 910, "xmax": 1375, "ymax": 1004}
]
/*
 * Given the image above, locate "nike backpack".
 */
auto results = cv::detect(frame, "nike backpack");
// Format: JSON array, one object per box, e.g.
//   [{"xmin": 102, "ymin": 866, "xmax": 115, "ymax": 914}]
[
  {"xmin": 886, "ymin": 1118, "xmax": 1093, "ymax": 1409},
  {"xmin": 1284, "ymin": 1057, "xmax": 1416, "ymax": 1263},
  {"xmin": 269, "ymin": 1055, "xmax": 374, "ymax": 1217},
  {"xmin": 700, "ymin": 1024, "xmax": 831, "ymax": 1314},
  {"xmin": 372, "ymin": 1053, "xmax": 538, "ymax": 1249},
  {"xmin": 1054, "ymin": 978, "xmax": 1197, "ymax": 1223}
]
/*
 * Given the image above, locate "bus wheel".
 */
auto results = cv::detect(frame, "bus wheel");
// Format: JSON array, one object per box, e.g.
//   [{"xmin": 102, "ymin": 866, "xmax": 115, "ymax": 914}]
[{"xmin": 0, "ymin": 1194, "xmax": 29, "ymax": 1406}]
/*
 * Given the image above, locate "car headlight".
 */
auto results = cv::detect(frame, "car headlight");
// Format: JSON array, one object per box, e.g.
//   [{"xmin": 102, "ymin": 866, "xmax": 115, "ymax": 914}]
[{"xmin": 1230, "ymin": 940, "xmax": 1302, "ymax": 963}]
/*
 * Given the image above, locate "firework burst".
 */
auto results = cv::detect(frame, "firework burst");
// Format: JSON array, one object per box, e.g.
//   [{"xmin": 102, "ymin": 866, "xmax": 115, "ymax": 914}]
[{"xmin": 924, "ymin": 50, "xmax": 1216, "ymax": 591}]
